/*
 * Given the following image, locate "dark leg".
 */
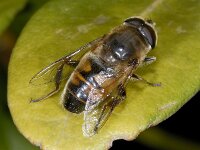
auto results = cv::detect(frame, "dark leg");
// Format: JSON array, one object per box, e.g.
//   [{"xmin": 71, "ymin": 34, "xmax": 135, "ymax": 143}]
[
  {"xmin": 30, "ymin": 37, "xmax": 104, "ymax": 103},
  {"xmin": 94, "ymin": 84, "xmax": 126, "ymax": 132},
  {"xmin": 30, "ymin": 64, "xmax": 64, "ymax": 102},
  {"xmin": 118, "ymin": 83, "xmax": 126, "ymax": 99},
  {"xmin": 65, "ymin": 60, "xmax": 79, "ymax": 67},
  {"xmin": 131, "ymin": 73, "xmax": 161, "ymax": 87},
  {"xmin": 142, "ymin": 56, "xmax": 156, "ymax": 66}
]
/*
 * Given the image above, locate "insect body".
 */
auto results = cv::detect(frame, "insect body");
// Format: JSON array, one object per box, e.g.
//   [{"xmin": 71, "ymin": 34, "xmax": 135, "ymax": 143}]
[{"xmin": 30, "ymin": 17, "xmax": 158, "ymax": 137}]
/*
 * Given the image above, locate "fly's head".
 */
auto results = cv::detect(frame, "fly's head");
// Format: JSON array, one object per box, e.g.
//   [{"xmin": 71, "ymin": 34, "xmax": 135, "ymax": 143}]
[{"xmin": 124, "ymin": 17, "xmax": 157, "ymax": 60}]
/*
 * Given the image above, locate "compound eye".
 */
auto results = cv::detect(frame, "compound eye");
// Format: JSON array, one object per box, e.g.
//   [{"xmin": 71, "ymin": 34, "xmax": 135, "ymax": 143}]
[
  {"xmin": 124, "ymin": 17, "xmax": 145, "ymax": 27},
  {"xmin": 141, "ymin": 26, "xmax": 156, "ymax": 49},
  {"xmin": 124, "ymin": 17, "xmax": 157, "ymax": 48}
]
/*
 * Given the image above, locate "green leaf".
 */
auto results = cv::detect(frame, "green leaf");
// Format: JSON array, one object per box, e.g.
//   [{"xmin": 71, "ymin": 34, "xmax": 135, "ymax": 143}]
[
  {"xmin": 0, "ymin": 0, "xmax": 27, "ymax": 34},
  {"xmin": 8, "ymin": 0, "xmax": 200, "ymax": 149}
]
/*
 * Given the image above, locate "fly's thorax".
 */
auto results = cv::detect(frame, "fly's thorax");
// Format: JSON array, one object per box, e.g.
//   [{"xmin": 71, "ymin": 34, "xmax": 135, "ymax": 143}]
[{"xmin": 93, "ymin": 26, "xmax": 151, "ymax": 67}]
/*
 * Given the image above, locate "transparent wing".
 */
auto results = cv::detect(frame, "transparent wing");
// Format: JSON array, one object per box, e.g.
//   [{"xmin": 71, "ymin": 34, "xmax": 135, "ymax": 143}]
[
  {"xmin": 82, "ymin": 98, "xmax": 112, "ymax": 136},
  {"xmin": 82, "ymin": 68, "xmax": 130, "ymax": 137},
  {"xmin": 30, "ymin": 37, "xmax": 103, "ymax": 86},
  {"xmin": 29, "ymin": 59, "xmax": 67, "ymax": 86},
  {"xmin": 29, "ymin": 37, "xmax": 103, "ymax": 102},
  {"xmin": 82, "ymin": 88, "xmax": 124, "ymax": 137}
]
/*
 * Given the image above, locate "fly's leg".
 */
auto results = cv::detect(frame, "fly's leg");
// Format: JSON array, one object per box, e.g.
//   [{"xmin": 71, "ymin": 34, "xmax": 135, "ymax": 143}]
[
  {"xmin": 30, "ymin": 60, "xmax": 79, "ymax": 103},
  {"xmin": 30, "ymin": 37, "xmax": 104, "ymax": 103},
  {"xmin": 30, "ymin": 64, "xmax": 65, "ymax": 102},
  {"xmin": 65, "ymin": 60, "xmax": 79, "ymax": 67},
  {"xmin": 134, "ymin": 56, "xmax": 160, "ymax": 86},
  {"xmin": 142, "ymin": 56, "xmax": 156, "ymax": 66},
  {"xmin": 131, "ymin": 73, "xmax": 161, "ymax": 87},
  {"xmin": 94, "ymin": 84, "xmax": 126, "ymax": 132},
  {"xmin": 117, "ymin": 83, "xmax": 126, "ymax": 99}
]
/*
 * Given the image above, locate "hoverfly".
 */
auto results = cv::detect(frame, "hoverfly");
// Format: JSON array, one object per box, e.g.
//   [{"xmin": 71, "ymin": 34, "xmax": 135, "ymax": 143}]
[{"xmin": 30, "ymin": 17, "xmax": 159, "ymax": 137}]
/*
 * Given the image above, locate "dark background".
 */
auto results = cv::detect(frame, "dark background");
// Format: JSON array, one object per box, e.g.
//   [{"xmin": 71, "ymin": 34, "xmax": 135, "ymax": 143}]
[{"xmin": 111, "ymin": 92, "xmax": 200, "ymax": 150}]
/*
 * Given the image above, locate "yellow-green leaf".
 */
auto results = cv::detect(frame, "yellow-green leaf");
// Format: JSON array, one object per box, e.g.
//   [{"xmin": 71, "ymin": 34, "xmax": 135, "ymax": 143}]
[
  {"xmin": 8, "ymin": 0, "xmax": 200, "ymax": 149},
  {"xmin": 0, "ymin": 0, "xmax": 27, "ymax": 34}
]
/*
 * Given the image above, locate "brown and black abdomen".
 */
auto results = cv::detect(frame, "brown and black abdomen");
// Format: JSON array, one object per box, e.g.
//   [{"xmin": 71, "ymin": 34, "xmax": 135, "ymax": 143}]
[
  {"xmin": 63, "ymin": 86, "xmax": 86, "ymax": 114},
  {"xmin": 63, "ymin": 55, "xmax": 107, "ymax": 114}
]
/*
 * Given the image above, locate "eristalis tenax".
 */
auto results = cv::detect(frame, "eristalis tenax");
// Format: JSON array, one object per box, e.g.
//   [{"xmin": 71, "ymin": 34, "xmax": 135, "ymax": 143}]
[{"xmin": 30, "ymin": 17, "xmax": 160, "ymax": 137}]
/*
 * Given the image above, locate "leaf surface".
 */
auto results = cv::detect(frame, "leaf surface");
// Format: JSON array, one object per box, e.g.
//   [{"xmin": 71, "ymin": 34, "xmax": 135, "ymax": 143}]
[{"xmin": 8, "ymin": 0, "xmax": 200, "ymax": 149}]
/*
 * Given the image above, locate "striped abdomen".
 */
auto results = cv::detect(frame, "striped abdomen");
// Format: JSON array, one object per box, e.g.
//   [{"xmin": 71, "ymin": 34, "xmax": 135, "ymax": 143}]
[{"xmin": 62, "ymin": 53, "xmax": 108, "ymax": 114}]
